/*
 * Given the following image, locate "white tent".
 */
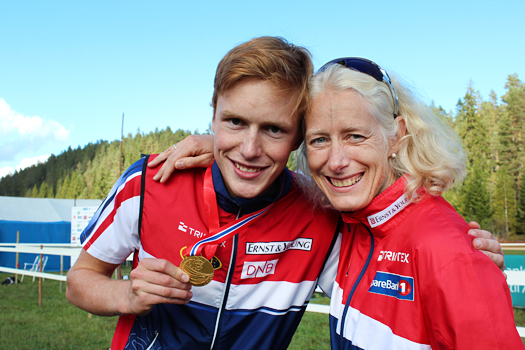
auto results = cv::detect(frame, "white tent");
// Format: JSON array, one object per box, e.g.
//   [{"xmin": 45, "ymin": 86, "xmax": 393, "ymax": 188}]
[
  {"xmin": 0, "ymin": 196, "xmax": 102, "ymax": 222},
  {"xmin": 0, "ymin": 196, "xmax": 102, "ymax": 270}
]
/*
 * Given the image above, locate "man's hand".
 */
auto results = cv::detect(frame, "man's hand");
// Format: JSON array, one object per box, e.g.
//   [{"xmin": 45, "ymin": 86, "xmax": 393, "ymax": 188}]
[
  {"xmin": 66, "ymin": 251, "xmax": 193, "ymax": 316},
  {"xmin": 148, "ymin": 135, "xmax": 215, "ymax": 183},
  {"xmin": 468, "ymin": 221, "xmax": 505, "ymax": 272},
  {"xmin": 126, "ymin": 258, "xmax": 193, "ymax": 316}
]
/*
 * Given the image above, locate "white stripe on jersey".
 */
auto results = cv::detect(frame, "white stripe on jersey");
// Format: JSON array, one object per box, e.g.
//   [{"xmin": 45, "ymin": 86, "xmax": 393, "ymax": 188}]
[
  {"xmin": 82, "ymin": 169, "xmax": 142, "ymax": 244},
  {"xmin": 317, "ymin": 232, "xmax": 342, "ymax": 298},
  {"xmin": 84, "ymin": 191, "xmax": 142, "ymax": 264},
  {"xmin": 187, "ymin": 279, "xmax": 318, "ymax": 311},
  {"xmin": 227, "ymin": 280, "xmax": 317, "ymax": 310}
]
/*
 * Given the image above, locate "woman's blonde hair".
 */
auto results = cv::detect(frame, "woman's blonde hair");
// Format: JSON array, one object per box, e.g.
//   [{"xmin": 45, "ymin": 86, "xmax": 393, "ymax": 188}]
[{"xmin": 298, "ymin": 64, "xmax": 467, "ymax": 205}]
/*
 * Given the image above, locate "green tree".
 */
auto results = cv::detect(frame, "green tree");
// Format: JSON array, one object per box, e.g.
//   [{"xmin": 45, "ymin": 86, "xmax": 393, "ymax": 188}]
[
  {"xmin": 453, "ymin": 84, "xmax": 493, "ymax": 229},
  {"xmin": 457, "ymin": 165, "xmax": 493, "ymax": 227},
  {"xmin": 37, "ymin": 182, "xmax": 51, "ymax": 198},
  {"xmin": 480, "ymin": 92, "xmax": 502, "ymax": 173},
  {"xmin": 454, "ymin": 83, "xmax": 490, "ymax": 170},
  {"xmin": 30, "ymin": 184, "xmax": 38, "ymax": 198},
  {"xmin": 493, "ymin": 166, "xmax": 516, "ymax": 239},
  {"xmin": 515, "ymin": 176, "xmax": 525, "ymax": 235},
  {"xmin": 501, "ymin": 74, "xmax": 525, "ymax": 188}
]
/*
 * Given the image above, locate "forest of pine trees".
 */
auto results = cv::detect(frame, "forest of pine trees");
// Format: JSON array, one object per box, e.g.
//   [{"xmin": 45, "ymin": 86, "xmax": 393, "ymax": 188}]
[
  {"xmin": 0, "ymin": 127, "xmax": 194, "ymax": 200},
  {"xmin": 441, "ymin": 74, "xmax": 525, "ymax": 240},
  {"xmin": 0, "ymin": 74, "xmax": 524, "ymax": 240}
]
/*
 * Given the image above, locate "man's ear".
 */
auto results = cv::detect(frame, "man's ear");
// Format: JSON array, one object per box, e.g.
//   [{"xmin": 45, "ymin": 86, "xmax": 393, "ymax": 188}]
[
  {"xmin": 392, "ymin": 115, "xmax": 407, "ymax": 153},
  {"xmin": 292, "ymin": 116, "xmax": 305, "ymax": 151},
  {"xmin": 292, "ymin": 134, "xmax": 304, "ymax": 151}
]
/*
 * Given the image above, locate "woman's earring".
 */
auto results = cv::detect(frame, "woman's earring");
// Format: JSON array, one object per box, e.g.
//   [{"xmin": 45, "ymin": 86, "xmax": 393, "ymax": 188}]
[{"xmin": 391, "ymin": 153, "xmax": 397, "ymax": 159}]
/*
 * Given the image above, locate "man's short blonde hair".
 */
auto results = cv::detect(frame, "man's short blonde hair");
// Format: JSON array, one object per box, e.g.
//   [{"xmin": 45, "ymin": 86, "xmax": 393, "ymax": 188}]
[{"xmin": 212, "ymin": 36, "xmax": 313, "ymax": 119}]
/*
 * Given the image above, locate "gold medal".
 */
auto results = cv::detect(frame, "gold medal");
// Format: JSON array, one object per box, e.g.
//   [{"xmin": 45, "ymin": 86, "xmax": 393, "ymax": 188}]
[{"xmin": 180, "ymin": 255, "xmax": 214, "ymax": 286}]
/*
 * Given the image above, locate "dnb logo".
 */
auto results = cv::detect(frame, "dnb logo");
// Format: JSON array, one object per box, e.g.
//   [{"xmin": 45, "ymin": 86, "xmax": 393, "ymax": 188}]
[
  {"xmin": 369, "ymin": 271, "xmax": 414, "ymax": 301},
  {"xmin": 241, "ymin": 259, "xmax": 278, "ymax": 279}
]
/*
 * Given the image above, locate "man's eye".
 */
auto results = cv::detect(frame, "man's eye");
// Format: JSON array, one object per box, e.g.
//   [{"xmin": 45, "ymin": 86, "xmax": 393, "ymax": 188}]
[
  {"xmin": 268, "ymin": 125, "xmax": 281, "ymax": 134},
  {"xmin": 230, "ymin": 118, "xmax": 242, "ymax": 126}
]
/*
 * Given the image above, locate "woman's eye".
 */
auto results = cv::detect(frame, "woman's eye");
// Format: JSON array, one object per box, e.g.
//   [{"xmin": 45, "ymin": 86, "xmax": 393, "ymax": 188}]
[
  {"xmin": 349, "ymin": 134, "xmax": 364, "ymax": 142},
  {"xmin": 311, "ymin": 137, "xmax": 326, "ymax": 145}
]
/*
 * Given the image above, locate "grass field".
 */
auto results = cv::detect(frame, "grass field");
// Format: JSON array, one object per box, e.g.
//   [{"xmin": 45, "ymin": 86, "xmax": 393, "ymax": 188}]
[
  {"xmin": 0, "ymin": 267, "xmax": 523, "ymax": 349},
  {"xmin": 0, "ymin": 272, "xmax": 330, "ymax": 349},
  {"xmin": 504, "ymin": 249, "xmax": 525, "ymax": 255}
]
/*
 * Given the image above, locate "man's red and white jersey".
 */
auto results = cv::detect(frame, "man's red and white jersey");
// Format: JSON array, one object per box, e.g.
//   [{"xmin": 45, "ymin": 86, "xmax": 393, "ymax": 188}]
[{"xmin": 81, "ymin": 156, "xmax": 341, "ymax": 350}]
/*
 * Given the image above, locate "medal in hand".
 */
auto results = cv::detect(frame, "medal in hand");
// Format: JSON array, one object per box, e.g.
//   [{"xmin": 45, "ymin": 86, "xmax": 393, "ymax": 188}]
[{"xmin": 180, "ymin": 255, "xmax": 214, "ymax": 287}]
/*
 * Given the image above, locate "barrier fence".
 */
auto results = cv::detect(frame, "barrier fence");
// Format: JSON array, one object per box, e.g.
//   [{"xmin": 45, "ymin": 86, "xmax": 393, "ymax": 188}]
[
  {"xmin": 1, "ymin": 243, "xmax": 525, "ymax": 337},
  {"xmin": 0, "ymin": 243, "xmax": 81, "ymax": 280}
]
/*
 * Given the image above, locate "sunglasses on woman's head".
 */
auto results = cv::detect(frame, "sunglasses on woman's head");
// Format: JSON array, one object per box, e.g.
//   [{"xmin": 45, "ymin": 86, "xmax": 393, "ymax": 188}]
[{"xmin": 318, "ymin": 57, "xmax": 399, "ymax": 119}]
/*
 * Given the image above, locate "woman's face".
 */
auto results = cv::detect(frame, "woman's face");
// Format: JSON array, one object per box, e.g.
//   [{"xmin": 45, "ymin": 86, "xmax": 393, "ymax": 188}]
[{"xmin": 305, "ymin": 89, "xmax": 396, "ymax": 212}]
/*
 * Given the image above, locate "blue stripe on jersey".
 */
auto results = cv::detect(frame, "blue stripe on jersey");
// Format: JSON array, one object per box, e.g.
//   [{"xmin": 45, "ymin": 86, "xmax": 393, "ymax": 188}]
[
  {"xmin": 125, "ymin": 302, "xmax": 308, "ymax": 350},
  {"xmin": 330, "ymin": 314, "xmax": 365, "ymax": 350},
  {"xmin": 80, "ymin": 157, "xmax": 146, "ymax": 244},
  {"xmin": 181, "ymin": 299, "xmax": 306, "ymax": 317},
  {"xmin": 191, "ymin": 299, "xmax": 306, "ymax": 316}
]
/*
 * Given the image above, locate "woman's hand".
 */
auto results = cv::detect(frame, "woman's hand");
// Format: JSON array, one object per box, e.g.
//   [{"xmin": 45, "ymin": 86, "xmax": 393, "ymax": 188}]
[{"xmin": 148, "ymin": 135, "xmax": 215, "ymax": 183}]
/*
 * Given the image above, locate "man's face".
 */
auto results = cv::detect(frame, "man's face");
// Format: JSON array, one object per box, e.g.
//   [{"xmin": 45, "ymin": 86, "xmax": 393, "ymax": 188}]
[{"xmin": 213, "ymin": 79, "xmax": 301, "ymax": 198}]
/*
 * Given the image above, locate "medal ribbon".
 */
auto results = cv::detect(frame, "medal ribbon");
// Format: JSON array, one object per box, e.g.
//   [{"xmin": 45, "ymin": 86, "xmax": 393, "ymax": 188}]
[{"xmin": 186, "ymin": 165, "xmax": 283, "ymax": 259}]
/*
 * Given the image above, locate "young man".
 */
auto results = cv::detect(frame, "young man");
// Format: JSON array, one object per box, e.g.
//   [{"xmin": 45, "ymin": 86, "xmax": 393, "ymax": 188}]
[
  {"xmin": 67, "ymin": 36, "xmax": 341, "ymax": 350},
  {"xmin": 67, "ymin": 36, "xmax": 504, "ymax": 350}
]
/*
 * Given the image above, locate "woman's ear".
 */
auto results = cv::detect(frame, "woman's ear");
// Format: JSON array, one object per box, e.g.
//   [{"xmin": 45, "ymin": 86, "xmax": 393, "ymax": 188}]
[{"xmin": 392, "ymin": 115, "xmax": 407, "ymax": 153}]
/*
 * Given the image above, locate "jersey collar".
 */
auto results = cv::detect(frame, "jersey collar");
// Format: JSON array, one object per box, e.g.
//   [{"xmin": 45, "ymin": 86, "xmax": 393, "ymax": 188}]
[
  {"xmin": 211, "ymin": 162, "xmax": 293, "ymax": 215},
  {"xmin": 341, "ymin": 175, "xmax": 416, "ymax": 237}
]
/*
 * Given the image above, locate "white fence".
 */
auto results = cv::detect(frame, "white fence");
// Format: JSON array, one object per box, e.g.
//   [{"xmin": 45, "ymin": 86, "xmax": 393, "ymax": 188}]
[
  {"xmin": 0, "ymin": 243, "xmax": 524, "ymax": 337},
  {"xmin": 501, "ymin": 243, "xmax": 525, "ymax": 288},
  {"xmin": 0, "ymin": 243, "xmax": 82, "ymax": 281}
]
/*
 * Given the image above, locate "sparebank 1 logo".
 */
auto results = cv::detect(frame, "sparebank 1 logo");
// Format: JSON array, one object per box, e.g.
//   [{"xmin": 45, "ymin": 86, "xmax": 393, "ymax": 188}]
[
  {"xmin": 398, "ymin": 278, "xmax": 412, "ymax": 296},
  {"xmin": 369, "ymin": 271, "xmax": 414, "ymax": 301}
]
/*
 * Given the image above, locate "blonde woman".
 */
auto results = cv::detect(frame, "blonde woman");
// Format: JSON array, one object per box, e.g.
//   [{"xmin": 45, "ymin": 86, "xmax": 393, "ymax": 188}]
[{"xmin": 301, "ymin": 58, "xmax": 521, "ymax": 349}]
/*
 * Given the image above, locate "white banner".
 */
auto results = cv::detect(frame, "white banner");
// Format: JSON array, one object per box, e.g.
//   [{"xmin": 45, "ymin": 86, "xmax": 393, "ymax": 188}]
[{"xmin": 71, "ymin": 206, "xmax": 98, "ymax": 265}]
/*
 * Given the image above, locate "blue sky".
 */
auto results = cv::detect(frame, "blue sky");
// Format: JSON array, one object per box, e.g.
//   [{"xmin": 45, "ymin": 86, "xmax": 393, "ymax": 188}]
[{"xmin": 1, "ymin": 0, "xmax": 524, "ymax": 178}]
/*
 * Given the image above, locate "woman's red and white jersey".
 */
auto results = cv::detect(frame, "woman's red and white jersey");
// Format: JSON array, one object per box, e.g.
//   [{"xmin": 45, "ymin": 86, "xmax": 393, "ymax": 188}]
[{"xmin": 330, "ymin": 176, "xmax": 522, "ymax": 350}]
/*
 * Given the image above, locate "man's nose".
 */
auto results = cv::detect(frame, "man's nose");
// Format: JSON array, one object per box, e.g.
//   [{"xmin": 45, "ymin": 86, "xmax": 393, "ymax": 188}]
[{"xmin": 240, "ymin": 130, "xmax": 263, "ymax": 159}]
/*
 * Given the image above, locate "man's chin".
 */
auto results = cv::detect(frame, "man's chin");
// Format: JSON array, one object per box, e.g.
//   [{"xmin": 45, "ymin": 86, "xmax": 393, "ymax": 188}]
[
  {"xmin": 228, "ymin": 183, "xmax": 268, "ymax": 199},
  {"xmin": 230, "ymin": 189, "xmax": 262, "ymax": 199}
]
